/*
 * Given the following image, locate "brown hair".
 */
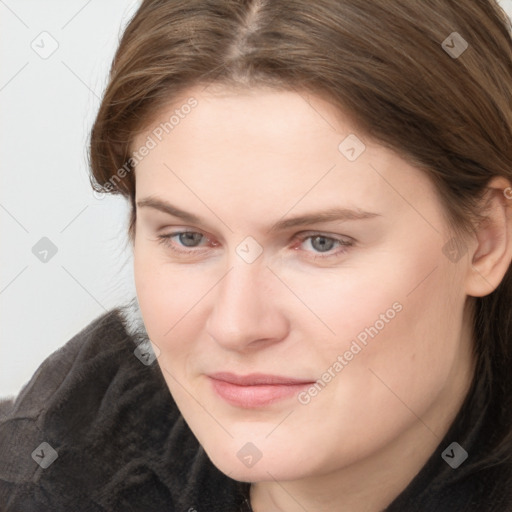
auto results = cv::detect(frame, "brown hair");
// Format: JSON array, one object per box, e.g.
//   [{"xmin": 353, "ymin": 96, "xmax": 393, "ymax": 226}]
[{"xmin": 89, "ymin": 0, "xmax": 512, "ymax": 467}]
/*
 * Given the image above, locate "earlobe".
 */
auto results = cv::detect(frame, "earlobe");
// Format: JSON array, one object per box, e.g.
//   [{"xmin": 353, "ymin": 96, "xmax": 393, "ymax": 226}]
[{"xmin": 465, "ymin": 176, "xmax": 512, "ymax": 298}]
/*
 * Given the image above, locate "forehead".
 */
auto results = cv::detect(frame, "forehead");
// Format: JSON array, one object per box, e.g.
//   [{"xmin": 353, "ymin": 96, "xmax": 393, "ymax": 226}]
[{"xmin": 132, "ymin": 86, "xmax": 436, "ymax": 224}]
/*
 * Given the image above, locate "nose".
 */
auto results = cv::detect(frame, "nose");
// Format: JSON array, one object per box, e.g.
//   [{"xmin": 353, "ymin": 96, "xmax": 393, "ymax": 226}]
[{"xmin": 206, "ymin": 261, "xmax": 290, "ymax": 352}]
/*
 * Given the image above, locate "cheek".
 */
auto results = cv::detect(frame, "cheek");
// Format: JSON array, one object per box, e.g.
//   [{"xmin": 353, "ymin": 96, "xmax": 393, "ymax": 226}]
[
  {"xmin": 133, "ymin": 245, "xmax": 201, "ymax": 347},
  {"xmin": 133, "ymin": 243, "xmax": 229, "ymax": 390},
  {"xmin": 133, "ymin": 259, "xmax": 203, "ymax": 411},
  {"xmin": 290, "ymin": 239, "xmax": 465, "ymax": 406},
  {"xmin": 277, "ymin": 250, "xmax": 466, "ymax": 471}
]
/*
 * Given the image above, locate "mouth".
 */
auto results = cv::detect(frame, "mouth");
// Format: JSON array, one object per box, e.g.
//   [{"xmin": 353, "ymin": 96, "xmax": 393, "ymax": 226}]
[{"xmin": 208, "ymin": 372, "xmax": 314, "ymax": 408}]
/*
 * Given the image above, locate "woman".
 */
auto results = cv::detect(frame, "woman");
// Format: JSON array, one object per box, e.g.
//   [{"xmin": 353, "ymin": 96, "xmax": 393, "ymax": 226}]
[{"xmin": 1, "ymin": 0, "xmax": 512, "ymax": 510}]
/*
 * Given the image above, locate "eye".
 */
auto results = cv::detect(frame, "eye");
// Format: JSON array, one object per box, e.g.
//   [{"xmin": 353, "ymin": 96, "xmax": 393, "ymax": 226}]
[
  {"xmin": 156, "ymin": 229, "xmax": 353, "ymax": 260},
  {"xmin": 157, "ymin": 230, "xmax": 215, "ymax": 253},
  {"xmin": 294, "ymin": 233, "xmax": 354, "ymax": 258},
  {"xmin": 307, "ymin": 235, "xmax": 338, "ymax": 252},
  {"xmin": 175, "ymin": 232, "xmax": 204, "ymax": 247}
]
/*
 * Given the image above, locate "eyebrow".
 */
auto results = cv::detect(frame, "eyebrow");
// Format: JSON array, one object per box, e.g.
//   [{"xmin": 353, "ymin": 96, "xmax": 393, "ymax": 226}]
[
  {"xmin": 268, "ymin": 208, "xmax": 381, "ymax": 232},
  {"xmin": 137, "ymin": 197, "xmax": 201, "ymax": 223},
  {"xmin": 136, "ymin": 197, "xmax": 381, "ymax": 232}
]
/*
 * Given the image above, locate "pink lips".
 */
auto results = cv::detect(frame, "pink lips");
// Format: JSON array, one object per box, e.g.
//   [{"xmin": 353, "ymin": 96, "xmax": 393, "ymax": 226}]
[{"xmin": 208, "ymin": 372, "xmax": 314, "ymax": 408}]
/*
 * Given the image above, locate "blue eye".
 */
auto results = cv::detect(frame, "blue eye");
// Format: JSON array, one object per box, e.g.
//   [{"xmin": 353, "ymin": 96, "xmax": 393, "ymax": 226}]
[
  {"xmin": 157, "ymin": 231, "xmax": 209, "ymax": 252},
  {"xmin": 156, "ymin": 230, "xmax": 353, "ymax": 260},
  {"xmin": 307, "ymin": 235, "xmax": 337, "ymax": 252},
  {"xmin": 175, "ymin": 232, "xmax": 204, "ymax": 247},
  {"xmin": 297, "ymin": 234, "xmax": 354, "ymax": 258}
]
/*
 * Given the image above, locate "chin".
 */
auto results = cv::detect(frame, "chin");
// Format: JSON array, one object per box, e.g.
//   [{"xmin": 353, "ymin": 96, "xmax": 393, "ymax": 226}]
[{"xmin": 201, "ymin": 437, "xmax": 316, "ymax": 483}]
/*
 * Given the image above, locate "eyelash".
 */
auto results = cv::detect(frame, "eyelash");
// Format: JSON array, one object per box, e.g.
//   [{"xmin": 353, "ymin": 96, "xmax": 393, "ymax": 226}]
[{"xmin": 156, "ymin": 231, "xmax": 354, "ymax": 259}]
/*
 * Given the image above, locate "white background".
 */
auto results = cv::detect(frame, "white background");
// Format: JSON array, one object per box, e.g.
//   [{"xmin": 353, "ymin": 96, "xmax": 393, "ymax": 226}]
[
  {"xmin": 1, "ymin": 0, "xmax": 512, "ymax": 398},
  {"xmin": 0, "ymin": 0, "xmax": 140, "ymax": 398}
]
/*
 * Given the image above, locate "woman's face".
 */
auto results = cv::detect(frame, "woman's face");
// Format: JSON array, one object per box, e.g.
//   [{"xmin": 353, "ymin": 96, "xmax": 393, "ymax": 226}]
[{"xmin": 133, "ymin": 85, "xmax": 475, "ymax": 482}]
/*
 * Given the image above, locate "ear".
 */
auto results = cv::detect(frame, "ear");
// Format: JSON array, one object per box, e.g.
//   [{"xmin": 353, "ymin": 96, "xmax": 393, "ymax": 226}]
[{"xmin": 465, "ymin": 176, "xmax": 512, "ymax": 297}]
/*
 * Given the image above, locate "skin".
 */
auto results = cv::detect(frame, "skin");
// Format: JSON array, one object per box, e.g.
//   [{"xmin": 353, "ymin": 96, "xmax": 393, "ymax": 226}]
[{"xmin": 132, "ymin": 84, "xmax": 512, "ymax": 512}]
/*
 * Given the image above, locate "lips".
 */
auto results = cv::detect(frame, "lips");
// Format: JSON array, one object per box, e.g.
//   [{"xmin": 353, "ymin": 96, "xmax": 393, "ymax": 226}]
[{"xmin": 208, "ymin": 372, "xmax": 314, "ymax": 408}]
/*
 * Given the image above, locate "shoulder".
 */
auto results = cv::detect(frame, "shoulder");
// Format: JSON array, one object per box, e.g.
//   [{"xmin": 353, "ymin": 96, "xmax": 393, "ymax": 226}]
[
  {"xmin": 0, "ymin": 300, "xmax": 158, "ymax": 428},
  {"xmin": 0, "ymin": 301, "xmax": 192, "ymax": 511}
]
